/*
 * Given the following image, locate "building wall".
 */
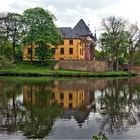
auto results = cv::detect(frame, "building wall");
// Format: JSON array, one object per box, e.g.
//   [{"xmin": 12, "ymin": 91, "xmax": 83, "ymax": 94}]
[
  {"xmin": 23, "ymin": 39, "xmax": 85, "ymax": 61},
  {"xmin": 52, "ymin": 39, "xmax": 85, "ymax": 60},
  {"xmin": 23, "ymin": 45, "xmax": 38, "ymax": 61}
]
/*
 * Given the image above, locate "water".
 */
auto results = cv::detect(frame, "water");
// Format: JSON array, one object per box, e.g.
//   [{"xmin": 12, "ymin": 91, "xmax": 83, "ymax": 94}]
[{"xmin": 0, "ymin": 76, "xmax": 140, "ymax": 139}]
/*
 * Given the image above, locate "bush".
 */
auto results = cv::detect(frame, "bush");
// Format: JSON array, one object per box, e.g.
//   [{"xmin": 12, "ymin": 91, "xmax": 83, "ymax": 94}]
[{"xmin": 0, "ymin": 55, "xmax": 13, "ymax": 68}]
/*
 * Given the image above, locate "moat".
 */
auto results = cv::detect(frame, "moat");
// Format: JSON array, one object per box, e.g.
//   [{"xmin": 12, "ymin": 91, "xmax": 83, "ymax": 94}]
[{"xmin": 0, "ymin": 76, "xmax": 140, "ymax": 139}]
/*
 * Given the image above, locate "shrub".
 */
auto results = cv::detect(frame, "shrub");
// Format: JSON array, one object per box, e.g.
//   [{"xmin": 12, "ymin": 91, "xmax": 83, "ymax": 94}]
[{"xmin": 0, "ymin": 55, "xmax": 13, "ymax": 68}]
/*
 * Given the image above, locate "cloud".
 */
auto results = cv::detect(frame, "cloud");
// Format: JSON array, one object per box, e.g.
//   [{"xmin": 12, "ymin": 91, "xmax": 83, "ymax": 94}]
[
  {"xmin": 8, "ymin": 1, "xmax": 38, "ymax": 13},
  {"xmin": 45, "ymin": 0, "xmax": 121, "ymax": 11},
  {"xmin": 0, "ymin": 0, "xmax": 140, "ymax": 35},
  {"xmin": 0, "ymin": 0, "xmax": 38, "ymax": 13}
]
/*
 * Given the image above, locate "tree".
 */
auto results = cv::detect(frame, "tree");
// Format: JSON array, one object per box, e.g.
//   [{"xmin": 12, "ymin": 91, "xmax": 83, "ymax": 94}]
[
  {"xmin": 7, "ymin": 13, "xmax": 22, "ymax": 62},
  {"xmin": 127, "ymin": 24, "xmax": 140, "ymax": 71},
  {"xmin": 100, "ymin": 16, "xmax": 127, "ymax": 70},
  {"xmin": 0, "ymin": 12, "xmax": 22, "ymax": 62},
  {"xmin": 0, "ymin": 12, "xmax": 10, "ymax": 57},
  {"xmin": 22, "ymin": 7, "xmax": 61, "ymax": 65}
]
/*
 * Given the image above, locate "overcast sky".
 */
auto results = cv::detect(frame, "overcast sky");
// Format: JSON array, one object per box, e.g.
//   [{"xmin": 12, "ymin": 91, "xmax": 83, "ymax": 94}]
[{"xmin": 0, "ymin": 0, "xmax": 140, "ymax": 36}]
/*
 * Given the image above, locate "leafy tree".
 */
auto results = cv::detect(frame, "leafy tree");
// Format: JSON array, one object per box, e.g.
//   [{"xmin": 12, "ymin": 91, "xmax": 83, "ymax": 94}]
[
  {"xmin": 0, "ymin": 13, "xmax": 10, "ymax": 57},
  {"xmin": 100, "ymin": 16, "xmax": 127, "ymax": 70},
  {"xmin": 7, "ymin": 13, "xmax": 22, "ymax": 62},
  {"xmin": 22, "ymin": 7, "xmax": 61, "ymax": 65},
  {"xmin": 127, "ymin": 24, "xmax": 140, "ymax": 71},
  {"xmin": 0, "ymin": 12, "xmax": 22, "ymax": 62}
]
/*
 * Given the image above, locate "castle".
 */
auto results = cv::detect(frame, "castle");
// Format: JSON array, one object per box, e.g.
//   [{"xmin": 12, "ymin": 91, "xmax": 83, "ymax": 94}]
[{"xmin": 23, "ymin": 19, "xmax": 96, "ymax": 61}]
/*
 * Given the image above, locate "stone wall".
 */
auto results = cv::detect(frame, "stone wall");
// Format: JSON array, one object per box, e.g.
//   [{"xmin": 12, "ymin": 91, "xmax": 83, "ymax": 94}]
[
  {"xmin": 54, "ymin": 60, "xmax": 109, "ymax": 72},
  {"xmin": 131, "ymin": 66, "xmax": 140, "ymax": 74}
]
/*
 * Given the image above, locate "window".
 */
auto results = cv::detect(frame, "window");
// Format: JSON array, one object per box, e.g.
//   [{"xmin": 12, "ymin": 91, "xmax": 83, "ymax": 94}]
[
  {"xmin": 69, "ymin": 93, "xmax": 73, "ymax": 100},
  {"xmin": 69, "ymin": 40, "xmax": 73, "ymax": 45},
  {"xmin": 69, "ymin": 48, "xmax": 73, "ymax": 55},
  {"xmin": 60, "ymin": 48, "xmax": 64, "ymax": 55},
  {"xmin": 52, "ymin": 48, "xmax": 55, "ymax": 54},
  {"xmin": 60, "ymin": 93, "xmax": 64, "ymax": 100},
  {"xmin": 28, "ymin": 48, "xmax": 32, "ymax": 54}
]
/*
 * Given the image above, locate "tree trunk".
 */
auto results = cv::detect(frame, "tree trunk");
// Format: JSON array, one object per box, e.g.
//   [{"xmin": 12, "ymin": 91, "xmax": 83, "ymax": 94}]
[
  {"xmin": 12, "ymin": 26, "xmax": 17, "ymax": 63},
  {"xmin": 30, "ymin": 42, "xmax": 33, "ymax": 64},
  {"xmin": 128, "ymin": 52, "xmax": 132, "ymax": 72},
  {"xmin": 116, "ymin": 59, "xmax": 119, "ymax": 71},
  {"xmin": 12, "ymin": 40, "xmax": 15, "ymax": 63},
  {"xmin": 110, "ymin": 60, "xmax": 114, "ymax": 71}
]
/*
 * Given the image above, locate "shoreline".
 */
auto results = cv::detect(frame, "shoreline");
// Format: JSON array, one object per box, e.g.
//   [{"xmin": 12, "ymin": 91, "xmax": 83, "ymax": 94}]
[{"xmin": 0, "ymin": 70, "xmax": 136, "ymax": 77}]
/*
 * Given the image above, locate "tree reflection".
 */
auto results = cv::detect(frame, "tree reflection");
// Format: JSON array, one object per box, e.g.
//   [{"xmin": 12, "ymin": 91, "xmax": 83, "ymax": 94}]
[
  {"xmin": 20, "ymin": 85, "xmax": 62, "ymax": 139},
  {"xmin": 0, "ymin": 80, "xmax": 21, "ymax": 133},
  {"xmin": 99, "ymin": 78, "xmax": 140, "ymax": 134},
  {"xmin": 1, "ymin": 77, "xmax": 140, "ymax": 139},
  {"xmin": 0, "ymin": 82, "xmax": 62, "ymax": 139}
]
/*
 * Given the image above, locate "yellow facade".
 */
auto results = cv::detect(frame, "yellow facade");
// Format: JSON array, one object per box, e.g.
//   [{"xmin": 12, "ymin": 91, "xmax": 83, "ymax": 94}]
[
  {"xmin": 23, "ymin": 39, "xmax": 85, "ymax": 61},
  {"xmin": 53, "ymin": 88, "xmax": 85, "ymax": 109},
  {"xmin": 52, "ymin": 39, "xmax": 85, "ymax": 60},
  {"xmin": 23, "ymin": 45, "xmax": 37, "ymax": 61},
  {"xmin": 23, "ymin": 84, "xmax": 88, "ymax": 109}
]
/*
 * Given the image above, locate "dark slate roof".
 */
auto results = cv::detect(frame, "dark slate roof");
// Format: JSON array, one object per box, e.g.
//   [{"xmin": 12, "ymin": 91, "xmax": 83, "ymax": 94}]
[
  {"xmin": 73, "ymin": 19, "xmax": 93, "ymax": 37},
  {"xmin": 58, "ymin": 19, "xmax": 93, "ymax": 39},
  {"xmin": 58, "ymin": 27, "xmax": 79, "ymax": 39}
]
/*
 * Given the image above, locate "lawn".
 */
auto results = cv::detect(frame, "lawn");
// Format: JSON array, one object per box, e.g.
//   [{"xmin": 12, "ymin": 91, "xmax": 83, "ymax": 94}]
[{"xmin": 0, "ymin": 61, "xmax": 136, "ymax": 77}]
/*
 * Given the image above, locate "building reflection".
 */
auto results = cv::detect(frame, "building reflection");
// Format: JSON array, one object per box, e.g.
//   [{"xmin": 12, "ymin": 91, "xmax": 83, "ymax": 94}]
[{"xmin": 23, "ymin": 79, "xmax": 107, "ymax": 126}]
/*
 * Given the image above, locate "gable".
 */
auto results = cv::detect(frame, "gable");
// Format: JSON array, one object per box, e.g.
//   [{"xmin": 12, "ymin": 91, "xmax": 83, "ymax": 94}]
[{"xmin": 73, "ymin": 19, "xmax": 93, "ymax": 37}]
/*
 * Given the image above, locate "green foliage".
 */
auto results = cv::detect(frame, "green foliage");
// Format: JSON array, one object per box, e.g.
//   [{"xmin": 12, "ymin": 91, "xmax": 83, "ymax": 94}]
[
  {"xmin": 95, "ymin": 50, "xmax": 107, "ymax": 60},
  {"xmin": 22, "ymin": 7, "xmax": 62, "ymax": 64},
  {"xmin": 92, "ymin": 132, "xmax": 108, "ymax": 140},
  {"xmin": 0, "ymin": 55, "xmax": 13, "ymax": 68},
  {"xmin": 35, "ymin": 45, "xmax": 54, "ymax": 65},
  {"xmin": 99, "ymin": 16, "xmax": 129, "ymax": 70},
  {"xmin": 0, "ymin": 12, "xmax": 23, "ymax": 62},
  {"xmin": 99, "ymin": 16, "xmax": 140, "ymax": 70}
]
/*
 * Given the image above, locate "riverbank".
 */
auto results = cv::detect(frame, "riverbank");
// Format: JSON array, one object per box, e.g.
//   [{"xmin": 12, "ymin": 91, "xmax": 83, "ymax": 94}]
[{"xmin": 0, "ymin": 62, "xmax": 136, "ymax": 77}]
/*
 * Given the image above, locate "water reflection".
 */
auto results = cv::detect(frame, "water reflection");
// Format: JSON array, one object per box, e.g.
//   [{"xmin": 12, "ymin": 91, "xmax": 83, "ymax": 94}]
[
  {"xmin": 0, "ymin": 80, "xmax": 61, "ymax": 139},
  {"xmin": 99, "ymin": 78, "xmax": 140, "ymax": 135},
  {"xmin": 0, "ymin": 77, "xmax": 140, "ymax": 139}
]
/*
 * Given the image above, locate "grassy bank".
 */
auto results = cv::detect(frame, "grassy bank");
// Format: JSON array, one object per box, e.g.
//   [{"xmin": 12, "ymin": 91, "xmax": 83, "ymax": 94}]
[{"xmin": 0, "ymin": 62, "xmax": 136, "ymax": 77}]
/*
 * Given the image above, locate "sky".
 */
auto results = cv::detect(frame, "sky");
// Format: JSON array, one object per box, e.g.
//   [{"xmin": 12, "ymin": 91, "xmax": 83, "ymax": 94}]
[{"xmin": 0, "ymin": 0, "xmax": 140, "ymax": 36}]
